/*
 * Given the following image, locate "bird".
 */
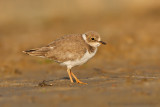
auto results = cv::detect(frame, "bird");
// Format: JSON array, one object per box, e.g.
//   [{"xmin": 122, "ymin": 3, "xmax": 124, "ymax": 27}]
[{"xmin": 23, "ymin": 31, "xmax": 106, "ymax": 84}]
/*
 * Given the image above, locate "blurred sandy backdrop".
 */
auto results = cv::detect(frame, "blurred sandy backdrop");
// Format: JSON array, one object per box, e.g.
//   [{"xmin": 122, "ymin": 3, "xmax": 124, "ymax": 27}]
[
  {"xmin": 0, "ymin": 0, "xmax": 160, "ymax": 106},
  {"xmin": 0, "ymin": 0, "xmax": 159, "ymax": 74}
]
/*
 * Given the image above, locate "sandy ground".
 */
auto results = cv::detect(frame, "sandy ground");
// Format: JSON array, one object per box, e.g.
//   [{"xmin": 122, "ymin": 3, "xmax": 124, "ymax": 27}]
[
  {"xmin": 0, "ymin": 0, "xmax": 160, "ymax": 107},
  {"xmin": 0, "ymin": 63, "xmax": 160, "ymax": 107}
]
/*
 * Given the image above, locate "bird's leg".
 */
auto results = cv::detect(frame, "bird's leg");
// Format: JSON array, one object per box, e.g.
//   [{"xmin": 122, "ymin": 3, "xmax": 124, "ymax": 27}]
[
  {"xmin": 71, "ymin": 72, "xmax": 87, "ymax": 84},
  {"xmin": 67, "ymin": 68, "xmax": 73, "ymax": 83}
]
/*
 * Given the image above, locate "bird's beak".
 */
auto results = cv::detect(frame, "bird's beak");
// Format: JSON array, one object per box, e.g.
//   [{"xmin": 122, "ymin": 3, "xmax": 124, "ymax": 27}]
[{"xmin": 99, "ymin": 41, "xmax": 107, "ymax": 45}]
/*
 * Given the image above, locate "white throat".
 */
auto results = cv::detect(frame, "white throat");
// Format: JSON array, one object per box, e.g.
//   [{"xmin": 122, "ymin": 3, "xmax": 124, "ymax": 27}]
[{"xmin": 90, "ymin": 42, "xmax": 101, "ymax": 47}]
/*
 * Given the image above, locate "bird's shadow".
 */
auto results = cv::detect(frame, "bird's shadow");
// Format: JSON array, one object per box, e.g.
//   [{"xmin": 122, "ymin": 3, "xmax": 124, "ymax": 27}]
[
  {"xmin": 61, "ymin": 77, "xmax": 70, "ymax": 80},
  {"xmin": 61, "ymin": 77, "xmax": 76, "ymax": 82},
  {"xmin": 38, "ymin": 77, "xmax": 77, "ymax": 87}
]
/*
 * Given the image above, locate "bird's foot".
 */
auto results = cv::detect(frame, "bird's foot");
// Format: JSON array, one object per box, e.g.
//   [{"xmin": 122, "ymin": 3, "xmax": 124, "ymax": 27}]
[{"xmin": 76, "ymin": 80, "xmax": 88, "ymax": 84}]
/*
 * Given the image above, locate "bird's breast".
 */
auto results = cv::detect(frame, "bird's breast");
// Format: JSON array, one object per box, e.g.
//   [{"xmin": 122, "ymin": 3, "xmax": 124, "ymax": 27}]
[{"xmin": 61, "ymin": 48, "xmax": 97, "ymax": 68}]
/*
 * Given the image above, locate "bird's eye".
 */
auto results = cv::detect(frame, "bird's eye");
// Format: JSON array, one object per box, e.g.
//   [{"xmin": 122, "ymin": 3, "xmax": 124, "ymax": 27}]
[{"xmin": 91, "ymin": 38, "xmax": 95, "ymax": 40}]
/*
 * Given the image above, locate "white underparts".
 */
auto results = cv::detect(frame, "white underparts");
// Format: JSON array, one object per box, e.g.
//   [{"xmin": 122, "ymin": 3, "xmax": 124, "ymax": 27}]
[{"xmin": 61, "ymin": 48, "xmax": 97, "ymax": 69}]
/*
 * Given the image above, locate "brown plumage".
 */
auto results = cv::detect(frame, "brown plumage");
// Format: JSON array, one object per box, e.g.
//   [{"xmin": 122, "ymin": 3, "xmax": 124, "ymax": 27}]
[
  {"xmin": 23, "ymin": 47, "xmax": 51, "ymax": 57},
  {"xmin": 23, "ymin": 31, "xmax": 106, "ymax": 84},
  {"xmin": 23, "ymin": 34, "xmax": 92, "ymax": 62}
]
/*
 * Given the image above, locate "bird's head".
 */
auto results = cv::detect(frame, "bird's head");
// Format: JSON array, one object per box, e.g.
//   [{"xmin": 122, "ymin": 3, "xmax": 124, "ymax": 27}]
[{"xmin": 82, "ymin": 31, "xmax": 106, "ymax": 47}]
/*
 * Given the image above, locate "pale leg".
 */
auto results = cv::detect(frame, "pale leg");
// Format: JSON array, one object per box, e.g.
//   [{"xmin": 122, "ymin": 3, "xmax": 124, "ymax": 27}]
[
  {"xmin": 71, "ymin": 71, "xmax": 87, "ymax": 84},
  {"xmin": 67, "ymin": 68, "xmax": 73, "ymax": 83}
]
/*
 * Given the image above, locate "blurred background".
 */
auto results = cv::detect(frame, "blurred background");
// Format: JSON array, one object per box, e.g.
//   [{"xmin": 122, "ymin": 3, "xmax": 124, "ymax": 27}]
[
  {"xmin": 0, "ymin": 0, "xmax": 160, "ymax": 69},
  {"xmin": 0, "ymin": 0, "xmax": 160, "ymax": 106}
]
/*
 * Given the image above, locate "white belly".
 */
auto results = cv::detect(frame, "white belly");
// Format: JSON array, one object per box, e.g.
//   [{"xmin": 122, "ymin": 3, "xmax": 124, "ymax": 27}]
[{"xmin": 61, "ymin": 48, "xmax": 97, "ymax": 69}]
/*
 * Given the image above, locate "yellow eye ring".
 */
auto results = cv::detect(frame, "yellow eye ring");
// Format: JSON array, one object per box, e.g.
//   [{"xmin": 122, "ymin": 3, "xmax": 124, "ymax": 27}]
[{"xmin": 91, "ymin": 38, "xmax": 95, "ymax": 40}]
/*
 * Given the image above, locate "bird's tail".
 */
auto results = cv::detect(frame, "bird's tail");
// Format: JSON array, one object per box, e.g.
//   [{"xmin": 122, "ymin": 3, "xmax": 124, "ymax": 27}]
[{"xmin": 23, "ymin": 47, "xmax": 51, "ymax": 57}]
